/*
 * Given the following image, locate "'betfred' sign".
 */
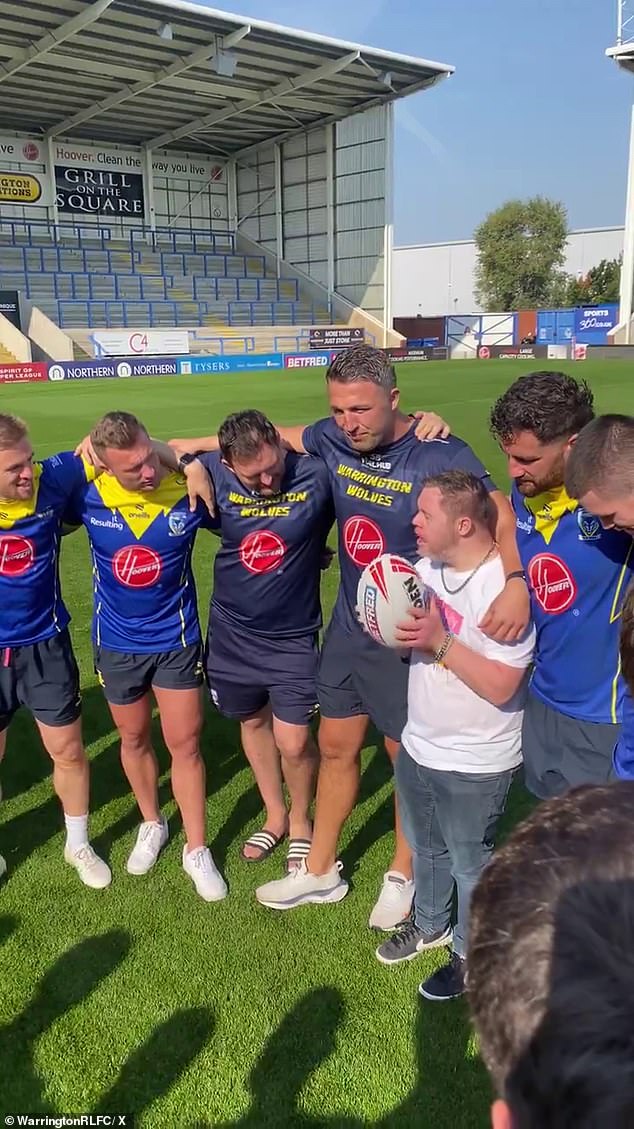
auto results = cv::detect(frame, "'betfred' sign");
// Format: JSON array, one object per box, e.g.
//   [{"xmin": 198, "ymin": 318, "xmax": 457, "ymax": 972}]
[
  {"xmin": 284, "ymin": 353, "xmax": 331, "ymax": 368},
  {"xmin": 0, "ymin": 362, "xmax": 48, "ymax": 383}
]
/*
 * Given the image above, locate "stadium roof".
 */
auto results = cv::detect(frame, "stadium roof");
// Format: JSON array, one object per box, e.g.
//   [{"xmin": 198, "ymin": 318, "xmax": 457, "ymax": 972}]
[
  {"xmin": 0, "ymin": 0, "xmax": 454, "ymax": 158},
  {"xmin": 606, "ymin": 43, "xmax": 634, "ymax": 74}
]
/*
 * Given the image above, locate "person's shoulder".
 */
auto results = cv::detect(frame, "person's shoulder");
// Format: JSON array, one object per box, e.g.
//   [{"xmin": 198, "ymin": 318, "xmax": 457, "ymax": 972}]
[
  {"xmin": 41, "ymin": 451, "xmax": 91, "ymax": 491},
  {"xmin": 407, "ymin": 433, "xmax": 471, "ymax": 463},
  {"xmin": 196, "ymin": 450, "xmax": 221, "ymax": 474}
]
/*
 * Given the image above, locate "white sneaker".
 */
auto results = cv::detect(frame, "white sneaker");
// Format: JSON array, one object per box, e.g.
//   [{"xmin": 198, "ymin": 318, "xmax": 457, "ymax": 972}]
[
  {"xmin": 256, "ymin": 857, "xmax": 348, "ymax": 910},
  {"xmin": 64, "ymin": 843, "xmax": 112, "ymax": 889},
  {"xmin": 126, "ymin": 818, "xmax": 169, "ymax": 875},
  {"xmin": 369, "ymin": 870, "xmax": 415, "ymax": 931},
  {"xmin": 182, "ymin": 845, "xmax": 227, "ymax": 902}
]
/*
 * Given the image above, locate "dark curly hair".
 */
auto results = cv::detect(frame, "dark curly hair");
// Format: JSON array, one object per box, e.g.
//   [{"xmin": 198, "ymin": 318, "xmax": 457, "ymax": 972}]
[{"xmin": 489, "ymin": 371, "xmax": 594, "ymax": 444}]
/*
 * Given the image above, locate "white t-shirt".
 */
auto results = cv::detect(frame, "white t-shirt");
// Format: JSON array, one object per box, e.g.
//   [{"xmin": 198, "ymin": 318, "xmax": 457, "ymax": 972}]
[{"xmin": 402, "ymin": 554, "xmax": 536, "ymax": 774}]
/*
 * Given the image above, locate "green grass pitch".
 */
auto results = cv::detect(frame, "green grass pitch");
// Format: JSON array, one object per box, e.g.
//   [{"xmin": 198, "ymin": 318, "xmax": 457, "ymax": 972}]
[{"xmin": 1, "ymin": 358, "xmax": 633, "ymax": 1127}]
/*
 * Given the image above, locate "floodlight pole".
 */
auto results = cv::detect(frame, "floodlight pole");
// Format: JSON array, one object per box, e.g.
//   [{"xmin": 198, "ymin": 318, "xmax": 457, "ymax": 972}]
[
  {"xmin": 620, "ymin": 104, "xmax": 634, "ymax": 343},
  {"xmin": 383, "ymin": 102, "xmax": 395, "ymax": 347}
]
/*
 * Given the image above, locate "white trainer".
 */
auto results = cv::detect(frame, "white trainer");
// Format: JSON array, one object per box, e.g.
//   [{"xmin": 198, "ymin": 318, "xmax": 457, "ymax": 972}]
[
  {"xmin": 369, "ymin": 870, "xmax": 415, "ymax": 931},
  {"xmin": 126, "ymin": 818, "xmax": 169, "ymax": 875},
  {"xmin": 182, "ymin": 845, "xmax": 227, "ymax": 902},
  {"xmin": 256, "ymin": 858, "xmax": 348, "ymax": 910},
  {"xmin": 64, "ymin": 843, "xmax": 112, "ymax": 889}
]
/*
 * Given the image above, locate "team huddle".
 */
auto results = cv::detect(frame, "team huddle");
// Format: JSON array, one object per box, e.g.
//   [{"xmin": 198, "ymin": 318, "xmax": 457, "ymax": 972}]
[{"xmin": 2, "ymin": 344, "xmax": 634, "ymax": 1006}]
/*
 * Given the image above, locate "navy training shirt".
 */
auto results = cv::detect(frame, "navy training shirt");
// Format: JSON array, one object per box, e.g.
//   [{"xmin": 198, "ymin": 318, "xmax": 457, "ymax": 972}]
[
  {"xmin": 200, "ymin": 451, "xmax": 334, "ymax": 638},
  {"xmin": 301, "ymin": 416, "xmax": 496, "ymax": 634}
]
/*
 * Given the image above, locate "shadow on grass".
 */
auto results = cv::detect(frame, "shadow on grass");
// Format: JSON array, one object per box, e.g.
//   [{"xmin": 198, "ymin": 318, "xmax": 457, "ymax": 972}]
[
  {"xmin": 0, "ymin": 930, "xmax": 133, "ymax": 1116},
  {"xmin": 0, "ymin": 913, "xmax": 18, "ymax": 946},
  {"xmin": 0, "ymin": 927, "xmax": 214, "ymax": 1122},
  {"xmin": 191, "ymin": 984, "xmax": 490, "ymax": 1129}
]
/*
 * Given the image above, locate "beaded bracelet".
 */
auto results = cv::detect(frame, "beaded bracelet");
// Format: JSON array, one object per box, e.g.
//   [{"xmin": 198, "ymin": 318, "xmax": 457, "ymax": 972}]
[{"xmin": 433, "ymin": 631, "xmax": 454, "ymax": 665}]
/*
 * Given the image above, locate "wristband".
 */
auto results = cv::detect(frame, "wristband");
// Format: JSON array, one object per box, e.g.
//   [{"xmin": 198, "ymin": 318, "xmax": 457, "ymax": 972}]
[
  {"xmin": 433, "ymin": 632, "xmax": 454, "ymax": 665},
  {"xmin": 178, "ymin": 452, "xmax": 198, "ymax": 472},
  {"xmin": 505, "ymin": 570, "xmax": 527, "ymax": 583}
]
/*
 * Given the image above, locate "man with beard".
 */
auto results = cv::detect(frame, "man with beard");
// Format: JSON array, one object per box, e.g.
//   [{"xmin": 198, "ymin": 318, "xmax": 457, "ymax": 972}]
[
  {"xmin": 174, "ymin": 346, "xmax": 529, "ymax": 925},
  {"xmin": 489, "ymin": 374, "xmax": 634, "ymax": 799}
]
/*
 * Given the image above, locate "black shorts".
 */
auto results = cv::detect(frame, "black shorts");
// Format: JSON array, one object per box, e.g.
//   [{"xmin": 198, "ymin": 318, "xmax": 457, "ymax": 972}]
[
  {"xmin": 521, "ymin": 691, "xmax": 618, "ymax": 799},
  {"xmin": 205, "ymin": 616, "xmax": 319, "ymax": 727},
  {"xmin": 94, "ymin": 642, "xmax": 204, "ymax": 706},
  {"xmin": 0, "ymin": 629, "xmax": 81, "ymax": 732},
  {"xmin": 317, "ymin": 618, "xmax": 409, "ymax": 742}
]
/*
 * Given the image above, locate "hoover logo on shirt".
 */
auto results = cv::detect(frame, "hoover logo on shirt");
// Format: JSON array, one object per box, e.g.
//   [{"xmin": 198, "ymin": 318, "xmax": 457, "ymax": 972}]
[
  {"xmin": 528, "ymin": 553, "xmax": 577, "ymax": 614},
  {"xmin": 239, "ymin": 530, "xmax": 286, "ymax": 574},
  {"xmin": 0, "ymin": 534, "xmax": 34, "ymax": 576},
  {"xmin": 112, "ymin": 545, "xmax": 162, "ymax": 587},
  {"xmin": 343, "ymin": 516, "xmax": 385, "ymax": 566}
]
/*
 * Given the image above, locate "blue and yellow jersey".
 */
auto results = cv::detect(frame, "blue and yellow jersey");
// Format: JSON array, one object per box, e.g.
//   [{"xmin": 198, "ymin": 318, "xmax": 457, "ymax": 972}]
[
  {"xmin": 70, "ymin": 471, "xmax": 207, "ymax": 653},
  {"xmin": 199, "ymin": 451, "xmax": 334, "ymax": 639},
  {"xmin": 0, "ymin": 451, "xmax": 91, "ymax": 647},
  {"xmin": 511, "ymin": 482, "xmax": 634, "ymax": 723},
  {"xmin": 301, "ymin": 417, "xmax": 496, "ymax": 634}
]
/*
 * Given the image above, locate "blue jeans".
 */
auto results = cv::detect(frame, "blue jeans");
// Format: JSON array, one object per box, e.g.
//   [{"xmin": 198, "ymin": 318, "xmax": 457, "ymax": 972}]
[{"xmin": 395, "ymin": 746, "xmax": 515, "ymax": 958}]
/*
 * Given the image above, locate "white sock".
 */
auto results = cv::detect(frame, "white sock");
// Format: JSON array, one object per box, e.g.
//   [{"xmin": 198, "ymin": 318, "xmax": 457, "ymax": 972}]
[{"xmin": 64, "ymin": 813, "xmax": 89, "ymax": 852}]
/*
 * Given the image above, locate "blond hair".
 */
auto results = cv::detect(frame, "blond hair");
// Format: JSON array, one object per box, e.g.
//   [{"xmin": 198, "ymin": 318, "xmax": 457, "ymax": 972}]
[
  {"xmin": 0, "ymin": 413, "xmax": 28, "ymax": 451},
  {"xmin": 90, "ymin": 411, "xmax": 146, "ymax": 456}
]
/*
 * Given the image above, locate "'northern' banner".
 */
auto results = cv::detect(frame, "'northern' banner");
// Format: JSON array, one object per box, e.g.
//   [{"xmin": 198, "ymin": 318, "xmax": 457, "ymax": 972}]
[{"xmin": 55, "ymin": 166, "xmax": 145, "ymax": 216}]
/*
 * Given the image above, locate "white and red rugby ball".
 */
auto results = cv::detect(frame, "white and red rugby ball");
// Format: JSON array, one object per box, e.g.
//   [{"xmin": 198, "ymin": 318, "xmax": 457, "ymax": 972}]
[{"xmin": 357, "ymin": 553, "xmax": 427, "ymax": 648}]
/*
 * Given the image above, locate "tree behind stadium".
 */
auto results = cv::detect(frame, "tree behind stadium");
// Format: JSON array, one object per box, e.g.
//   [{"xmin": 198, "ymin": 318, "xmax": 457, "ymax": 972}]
[{"xmin": 474, "ymin": 197, "xmax": 568, "ymax": 310}]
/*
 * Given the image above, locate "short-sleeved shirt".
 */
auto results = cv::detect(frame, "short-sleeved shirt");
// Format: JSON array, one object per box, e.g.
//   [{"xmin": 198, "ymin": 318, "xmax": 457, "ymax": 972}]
[
  {"xmin": 301, "ymin": 416, "xmax": 496, "ymax": 634},
  {"xmin": 0, "ymin": 451, "xmax": 91, "ymax": 647},
  {"xmin": 512, "ymin": 483, "xmax": 634, "ymax": 724},
  {"xmin": 199, "ymin": 451, "xmax": 334, "ymax": 638},
  {"xmin": 402, "ymin": 555, "xmax": 536, "ymax": 774},
  {"xmin": 69, "ymin": 471, "xmax": 208, "ymax": 653}
]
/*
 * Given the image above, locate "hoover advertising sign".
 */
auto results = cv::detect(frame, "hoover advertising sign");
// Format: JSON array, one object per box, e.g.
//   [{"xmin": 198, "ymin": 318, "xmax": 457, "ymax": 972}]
[{"xmin": 55, "ymin": 166, "xmax": 144, "ymax": 216}]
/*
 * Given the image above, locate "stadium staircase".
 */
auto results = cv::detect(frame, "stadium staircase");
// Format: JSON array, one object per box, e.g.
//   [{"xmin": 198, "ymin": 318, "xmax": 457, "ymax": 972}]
[
  {"xmin": 0, "ymin": 221, "xmax": 331, "ymax": 335},
  {"xmin": 0, "ymin": 344, "xmax": 18, "ymax": 364}
]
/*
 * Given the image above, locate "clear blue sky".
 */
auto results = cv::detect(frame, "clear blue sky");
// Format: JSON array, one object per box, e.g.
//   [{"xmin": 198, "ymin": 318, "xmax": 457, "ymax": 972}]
[{"xmin": 203, "ymin": 0, "xmax": 634, "ymax": 246}]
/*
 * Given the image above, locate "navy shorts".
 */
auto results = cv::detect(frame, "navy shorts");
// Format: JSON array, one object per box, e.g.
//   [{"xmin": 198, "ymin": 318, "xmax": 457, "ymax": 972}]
[
  {"xmin": 521, "ymin": 691, "xmax": 618, "ymax": 800},
  {"xmin": 205, "ymin": 616, "xmax": 319, "ymax": 726},
  {"xmin": 94, "ymin": 643, "xmax": 203, "ymax": 707},
  {"xmin": 317, "ymin": 618, "xmax": 409, "ymax": 742},
  {"xmin": 0, "ymin": 629, "xmax": 81, "ymax": 732}
]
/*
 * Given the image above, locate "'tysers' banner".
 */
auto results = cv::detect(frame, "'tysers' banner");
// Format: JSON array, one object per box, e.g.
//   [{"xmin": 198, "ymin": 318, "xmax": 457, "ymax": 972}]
[{"xmin": 55, "ymin": 166, "xmax": 145, "ymax": 216}]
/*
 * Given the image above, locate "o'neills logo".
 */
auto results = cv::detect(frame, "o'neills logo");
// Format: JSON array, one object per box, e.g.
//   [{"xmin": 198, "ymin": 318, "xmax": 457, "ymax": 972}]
[
  {"xmin": 239, "ymin": 530, "xmax": 286, "ymax": 574},
  {"xmin": 528, "ymin": 553, "xmax": 577, "ymax": 615},
  {"xmin": 343, "ymin": 516, "xmax": 385, "ymax": 566},
  {"xmin": 113, "ymin": 545, "xmax": 162, "ymax": 587},
  {"xmin": 0, "ymin": 534, "xmax": 34, "ymax": 576}
]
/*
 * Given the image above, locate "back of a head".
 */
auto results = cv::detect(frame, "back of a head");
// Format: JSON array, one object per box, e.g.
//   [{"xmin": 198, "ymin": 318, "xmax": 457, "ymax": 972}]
[
  {"xmin": 468, "ymin": 783, "xmax": 634, "ymax": 1128},
  {"xmin": 326, "ymin": 344, "xmax": 396, "ymax": 392},
  {"xmin": 90, "ymin": 410, "xmax": 145, "ymax": 456},
  {"xmin": 218, "ymin": 409, "xmax": 278, "ymax": 465},
  {"xmin": 565, "ymin": 414, "xmax": 634, "ymax": 502},
  {"xmin": 489, "ymin": 371, "xmax": 594, "ymax": 443}
]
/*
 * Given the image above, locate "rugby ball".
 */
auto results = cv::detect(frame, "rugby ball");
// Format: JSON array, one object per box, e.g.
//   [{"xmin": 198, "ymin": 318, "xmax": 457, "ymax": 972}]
[{"xmin": 357, "ymin": 553, "xmax": 427, "ymax": 648}]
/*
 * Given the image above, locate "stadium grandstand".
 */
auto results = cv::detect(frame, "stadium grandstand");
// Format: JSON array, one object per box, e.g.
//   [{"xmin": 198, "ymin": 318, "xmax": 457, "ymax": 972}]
[{"xmin": 0, "ymin": 0, "xmax": 452, "ymax": 366}]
